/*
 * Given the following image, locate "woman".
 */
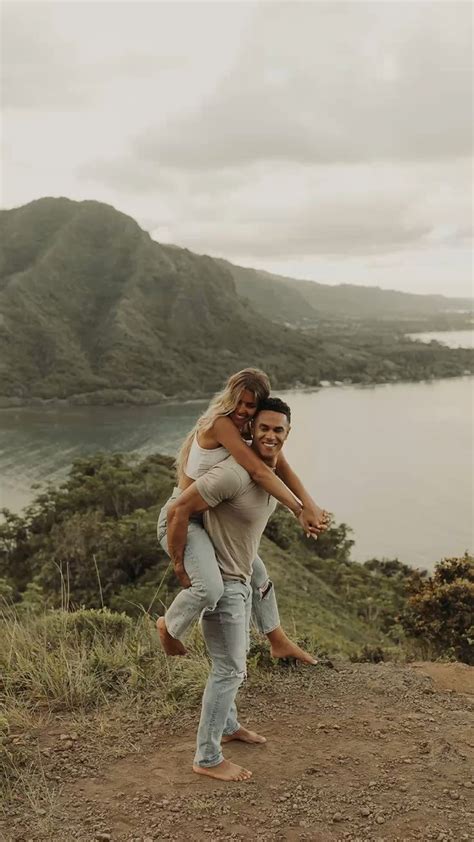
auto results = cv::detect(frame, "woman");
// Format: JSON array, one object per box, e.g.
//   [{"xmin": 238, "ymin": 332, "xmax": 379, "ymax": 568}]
[{"xmin": 157, "ymin": 368, "xmax": 330, "ymax": 663}]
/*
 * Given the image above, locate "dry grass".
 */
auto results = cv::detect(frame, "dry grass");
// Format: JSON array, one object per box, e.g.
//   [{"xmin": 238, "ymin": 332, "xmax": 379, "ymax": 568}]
[{"xmin": 0, "ymin": 605, "xmax": 210, "ymax": 806}]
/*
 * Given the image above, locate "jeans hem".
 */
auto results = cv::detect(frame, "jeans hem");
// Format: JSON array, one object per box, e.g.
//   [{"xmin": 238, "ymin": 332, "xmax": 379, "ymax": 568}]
[
  {"xmin": 162, "ymin": 614, "xmax": 183, "ymax": 641},
  {"xmin": 262, "ymin": 622, "xmax": 280, "ymax": 635},
  {"xmin": 222, "ymin": 724, "xmax": 240, "ymax": 736},
  {"xmin": 194, "ymin": 754, "xmax": 224, "ymax": 768}
]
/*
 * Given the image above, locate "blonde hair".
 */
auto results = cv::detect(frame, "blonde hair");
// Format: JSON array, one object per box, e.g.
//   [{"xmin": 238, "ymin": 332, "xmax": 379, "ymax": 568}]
[{"xmin": 175, "ymin": 368, "xmax": 271, "ymax": 482}]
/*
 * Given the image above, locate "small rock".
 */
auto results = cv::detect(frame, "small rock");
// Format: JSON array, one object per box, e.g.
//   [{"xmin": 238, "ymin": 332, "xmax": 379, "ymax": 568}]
[
  {"xmin": 360, "ymin": 807, "xmax": 371, "ymax": 817},
  {"xmin": 95, "ymin": 835, "xmax": 111, "ymax": 842},
  {"xmin": 449, "ymin": 790, "xmax": 460, "ymax": 800},
  {"xmin": 376, "ymin": 815, "xmax": 385, "ymax": 824},
  {"xmin": 59, "ymin": 734, "xmax": 69, "ymax": 741},
  {"xmin": 333, "ymin": 812, "xmax": 343, "ymax": 822},
  {"xmin": 399, "ymin": 784, "xmax": 409, "ymax": 792}
]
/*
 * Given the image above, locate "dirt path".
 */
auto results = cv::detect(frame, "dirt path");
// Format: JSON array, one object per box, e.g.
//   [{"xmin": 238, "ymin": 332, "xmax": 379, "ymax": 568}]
[{"xmin": 4, "ymin": 662, "xmax": 474, "ymax": 841}]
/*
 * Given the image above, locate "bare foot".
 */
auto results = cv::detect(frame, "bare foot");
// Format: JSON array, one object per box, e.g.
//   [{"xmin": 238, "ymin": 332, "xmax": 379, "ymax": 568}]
[
  {"xmin": 268, "ymin": 629, "xmax": 317, "ymax": 665},
  {"xmin": 156, "ymin": 617, "xmax": 187, "ymax": 656},
  {"xmin": 193, "ymin": 759, "xmax": 252, "ymax": 782},
  {"xmin": 222, "ymin": 726, "xmax": 267, "ymax": 745}
]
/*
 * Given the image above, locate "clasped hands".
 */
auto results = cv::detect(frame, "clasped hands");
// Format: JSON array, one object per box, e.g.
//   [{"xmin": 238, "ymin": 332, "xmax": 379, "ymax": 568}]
[{"xmin": 297, "ymin": 504, "xmax": 332, "ymax": 539}]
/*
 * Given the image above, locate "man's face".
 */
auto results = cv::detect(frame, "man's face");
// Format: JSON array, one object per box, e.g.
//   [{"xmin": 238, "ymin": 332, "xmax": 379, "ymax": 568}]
[{"xmin": 251, "ymin": 410, "xmax": 290, "ymax": 464}]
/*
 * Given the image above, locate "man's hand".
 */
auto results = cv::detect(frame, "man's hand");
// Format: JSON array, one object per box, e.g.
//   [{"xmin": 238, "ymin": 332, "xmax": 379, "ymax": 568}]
[
  {"xmin": 173, "ymin": 561, "xmax": 191, "ymax": 589},
  {"xmin": 167, "ymin": 485, "xmax": 210, "ymax": 589},
  {"xmin": 298, "ymin": 506, "xmax": 332, "ymax": 539}
]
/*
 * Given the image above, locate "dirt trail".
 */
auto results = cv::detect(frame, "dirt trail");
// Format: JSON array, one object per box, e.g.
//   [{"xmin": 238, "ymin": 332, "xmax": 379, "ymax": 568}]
[{"xmin": 4, "ymin": 662, "xmax": 474, "ymax": 841}]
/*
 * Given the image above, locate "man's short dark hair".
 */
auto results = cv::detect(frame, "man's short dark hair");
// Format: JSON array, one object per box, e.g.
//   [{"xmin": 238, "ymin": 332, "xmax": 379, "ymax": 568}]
[{"xmin": 255, "ymin": 396, "xmax": 291, "ymax": 424}]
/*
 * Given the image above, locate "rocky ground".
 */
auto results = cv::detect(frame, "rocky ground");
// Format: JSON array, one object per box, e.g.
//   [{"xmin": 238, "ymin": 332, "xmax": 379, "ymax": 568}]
[{"xmin": 2, "ymin": 661, "xmax": 473, "ymax": 842}]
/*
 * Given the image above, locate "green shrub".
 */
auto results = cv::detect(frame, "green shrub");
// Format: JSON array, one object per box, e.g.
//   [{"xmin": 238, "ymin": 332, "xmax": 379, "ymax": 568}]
[
  {"xmin": 401, "ymin": 555, "xmax": 474, "ymax": 664},
  {"xmin": 350, "ymin": 645, "xmax": 386, "ymax": 663}
]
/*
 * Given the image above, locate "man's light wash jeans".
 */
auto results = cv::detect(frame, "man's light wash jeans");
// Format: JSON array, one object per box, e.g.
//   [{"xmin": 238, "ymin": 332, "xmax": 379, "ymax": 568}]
[
  {"xmin": 194, "ymin": 578, "xmax": 252, "ymax": 767},
  {"xmin": 157, "ymin": 490, "xmax": 280, "ymax": 640}
]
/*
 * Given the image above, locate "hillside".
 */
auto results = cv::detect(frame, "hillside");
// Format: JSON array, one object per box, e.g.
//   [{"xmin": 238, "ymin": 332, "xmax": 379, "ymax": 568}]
[
  {"xmin": 0, "ymin": 198, "xmax": 472, "ymax": 405},
  {"xmin": 2, "ymin": 450, "xmax": 472, "ymax": 665},
  {"xmin": 2, "ymin": 658, "xmax": 473, "ymax": 841},
  {"xmin": 1, "ymin": 452, "xmax": 473, "ymax": 839},
  {"xmin": 0, "ymin": 451, "xmax": 409, "ymax": 657},
  {"xmin": 220, "ymin": 260, "xmax": 472, "ymax": 325}
]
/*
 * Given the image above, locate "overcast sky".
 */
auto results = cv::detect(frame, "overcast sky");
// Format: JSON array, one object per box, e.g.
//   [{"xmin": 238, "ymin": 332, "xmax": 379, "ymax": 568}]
[{"xmin": 2, "ymin": 0, "xmax": 473, "ymax": 297}]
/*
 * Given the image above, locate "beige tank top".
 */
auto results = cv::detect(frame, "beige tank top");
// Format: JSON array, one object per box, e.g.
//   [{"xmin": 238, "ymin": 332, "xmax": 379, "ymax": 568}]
[{"xmin": 185, "ymin": 434, "xmax": 230, "ymax": 480}]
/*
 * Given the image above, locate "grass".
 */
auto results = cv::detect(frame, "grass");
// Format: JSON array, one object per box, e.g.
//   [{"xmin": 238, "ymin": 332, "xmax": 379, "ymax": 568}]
[
  {"xmin": 0, "ymin": 605, "xmax": 211, "ymax": 806},
  {"xmin": 0, "ymin": 553, "xmax": 410, "ymax": 815},
  {"xmin": 257, "ymin": 536, "xmax": 405, "ymax": 658}
]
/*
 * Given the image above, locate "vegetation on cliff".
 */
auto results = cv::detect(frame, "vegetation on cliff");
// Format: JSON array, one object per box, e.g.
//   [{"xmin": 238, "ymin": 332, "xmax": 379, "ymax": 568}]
[
  {"xmin": 0, "ymin": 198, "xmax": 472, "ymax": 405},
  {"xmin": 1, "ymin": 452, "xmax": 471, "ymax": 824},
  {"xmin": 1, "ymin": 452, "xmax": 471, "ymax": 665}
]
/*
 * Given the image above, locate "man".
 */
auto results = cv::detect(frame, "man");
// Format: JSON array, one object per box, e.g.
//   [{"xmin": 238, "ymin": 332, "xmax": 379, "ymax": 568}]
[{"xmin": 165, "ymin": 397, "xmax": 294, "ymax": 782}]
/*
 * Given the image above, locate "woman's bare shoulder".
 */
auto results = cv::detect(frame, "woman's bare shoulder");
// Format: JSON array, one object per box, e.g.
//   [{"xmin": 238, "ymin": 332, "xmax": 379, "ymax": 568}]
[{"xmin": 197, "ymin": 419, "xmax": 230, "ymax": 449}]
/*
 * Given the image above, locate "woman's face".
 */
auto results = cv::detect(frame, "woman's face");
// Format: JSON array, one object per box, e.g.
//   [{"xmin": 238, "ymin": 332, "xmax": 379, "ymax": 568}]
[{"xmin": 229, "ymin": 388, "xmax": 258, "ymax": 430}]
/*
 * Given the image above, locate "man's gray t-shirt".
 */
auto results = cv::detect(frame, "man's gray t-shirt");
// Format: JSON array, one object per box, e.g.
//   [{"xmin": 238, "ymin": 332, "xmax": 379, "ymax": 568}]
[{"xmin": 195, "ymin": 456, "xmax": 277, "ymax": 583}]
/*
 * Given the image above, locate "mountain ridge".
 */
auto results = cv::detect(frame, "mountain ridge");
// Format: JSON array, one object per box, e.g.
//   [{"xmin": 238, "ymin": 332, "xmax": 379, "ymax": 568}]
[{"xmin": 0, "ymin": 197, "xmax": 471, "ymax": 405}]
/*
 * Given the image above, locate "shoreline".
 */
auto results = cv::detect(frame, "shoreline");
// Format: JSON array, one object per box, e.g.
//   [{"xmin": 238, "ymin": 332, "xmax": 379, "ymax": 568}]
[{"xmin": 0, "ymin": 371, "xmax": 473, "ymax": 411}]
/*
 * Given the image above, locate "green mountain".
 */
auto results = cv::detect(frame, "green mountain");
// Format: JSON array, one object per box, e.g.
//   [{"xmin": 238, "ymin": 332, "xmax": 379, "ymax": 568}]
[
  {"xmin": 0, "ymin": 197, "xmax": 471, "ymax": 404},
  {"xmin": 219, "ymin": 260, "xmax": 472, "ymax": 325}
]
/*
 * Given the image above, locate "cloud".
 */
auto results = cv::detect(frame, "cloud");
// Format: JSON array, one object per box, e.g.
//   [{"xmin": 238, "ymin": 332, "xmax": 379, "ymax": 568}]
[
  {"xmin": 135, "ymin": 1, "xmax": 472, "ymax": 168},
  {"xmin": 2, "ymin": 1, "xmax": 472, "ymax": 296},
  {"xmin": 2, "ymin": 1, "xmax": 253, "ymax": 110},
  {"xmin": 121, "ymin": 158, "xmax": 470, "ymax": 259},
  {"xmin": 1, "ymin": 4, "xmax": 91, "ymax": 109}
]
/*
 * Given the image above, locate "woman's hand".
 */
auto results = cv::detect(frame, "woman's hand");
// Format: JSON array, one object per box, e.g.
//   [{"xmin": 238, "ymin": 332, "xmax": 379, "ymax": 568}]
[{"xmin": 297, "ymin": 506, "xmax": 332, "ymax": 539}]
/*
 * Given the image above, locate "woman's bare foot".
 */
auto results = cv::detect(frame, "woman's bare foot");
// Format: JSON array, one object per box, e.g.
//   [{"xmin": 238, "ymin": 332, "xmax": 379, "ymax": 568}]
[
  {"xmin": 156, "ymin": 617, "xmax": 187, "ymax": 656},
  {"xmin": 193, "ymin": 759, "xmax": 252, "ymax": 781},
  {"xmin": 267, "ymin": 628, "xmax": 317, "ymax": 665},
  {"xmin": 222, "ymin": 726, "xmax": 267, "ymax": 745}
]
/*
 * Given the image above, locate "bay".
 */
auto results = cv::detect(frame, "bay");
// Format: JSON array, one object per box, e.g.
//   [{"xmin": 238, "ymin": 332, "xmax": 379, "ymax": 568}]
[
  {"xmin": 1, "ymin": 377, "xmax": 472, "ymax": 570},
  {"xmin": 408, "ymin": 329, "xmax": 473, "ymax": 349}
]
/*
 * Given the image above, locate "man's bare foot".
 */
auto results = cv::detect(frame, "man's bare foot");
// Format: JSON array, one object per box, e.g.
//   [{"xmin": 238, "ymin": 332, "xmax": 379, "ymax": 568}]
[
  {"xmin": 267, "ymin": 629, "xmax": 317, "ymax": 665},
  {"xmin": 156, "ymin": 617, "xmax": 187, "ymax": 656},
  {"xmin": 193, "ymin": 759, "xmax": 252, "ymax": 781},
  {"xmin": 222, "ymin": 726, "xmax": 267, "ymax": 745}
]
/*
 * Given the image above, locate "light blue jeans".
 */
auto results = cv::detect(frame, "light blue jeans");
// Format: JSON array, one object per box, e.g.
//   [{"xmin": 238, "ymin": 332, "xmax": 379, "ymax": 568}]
[
  {"xmin": 157, "ymin": 490, "xmax": 280, "ymax": 640},
  {"xmin": 194, "ymin": 579, "xmax": 252, "ymax": 767}
]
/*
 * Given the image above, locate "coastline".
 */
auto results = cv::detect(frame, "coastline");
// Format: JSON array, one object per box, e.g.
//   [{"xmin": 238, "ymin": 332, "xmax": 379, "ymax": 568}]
[{"xmin": 0, "ymin": 371, "xmax": 473, "ymax": 411}]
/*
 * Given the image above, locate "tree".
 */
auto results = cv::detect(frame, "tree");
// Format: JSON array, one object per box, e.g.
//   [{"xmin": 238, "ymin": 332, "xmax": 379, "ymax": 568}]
[{"xmin": 401, "ymin": 554, "xmax": 474, "ymax": 664}]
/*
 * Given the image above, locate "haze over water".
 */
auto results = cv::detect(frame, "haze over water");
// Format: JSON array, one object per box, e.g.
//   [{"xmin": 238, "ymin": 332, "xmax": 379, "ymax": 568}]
[{"xmin": 1, "ymin": 372, "xmax": 472, "ymax": 571}]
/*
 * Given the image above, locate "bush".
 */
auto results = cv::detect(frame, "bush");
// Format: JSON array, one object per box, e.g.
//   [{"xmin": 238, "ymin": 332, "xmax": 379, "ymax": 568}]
[
  {"xmin": 265, "ymin": 506, "xmax": 354, "ymax": 562},
  {"xmin": 0, "ymin": 453, "xmax": 175, "ymax": 610},
  {"xmin": 350, "ymin": 645, "xmax": 386, "ymax": 663},
  {"xmin": 401, "ymin": 555, "xmax": 474, "ymax": 664}
]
